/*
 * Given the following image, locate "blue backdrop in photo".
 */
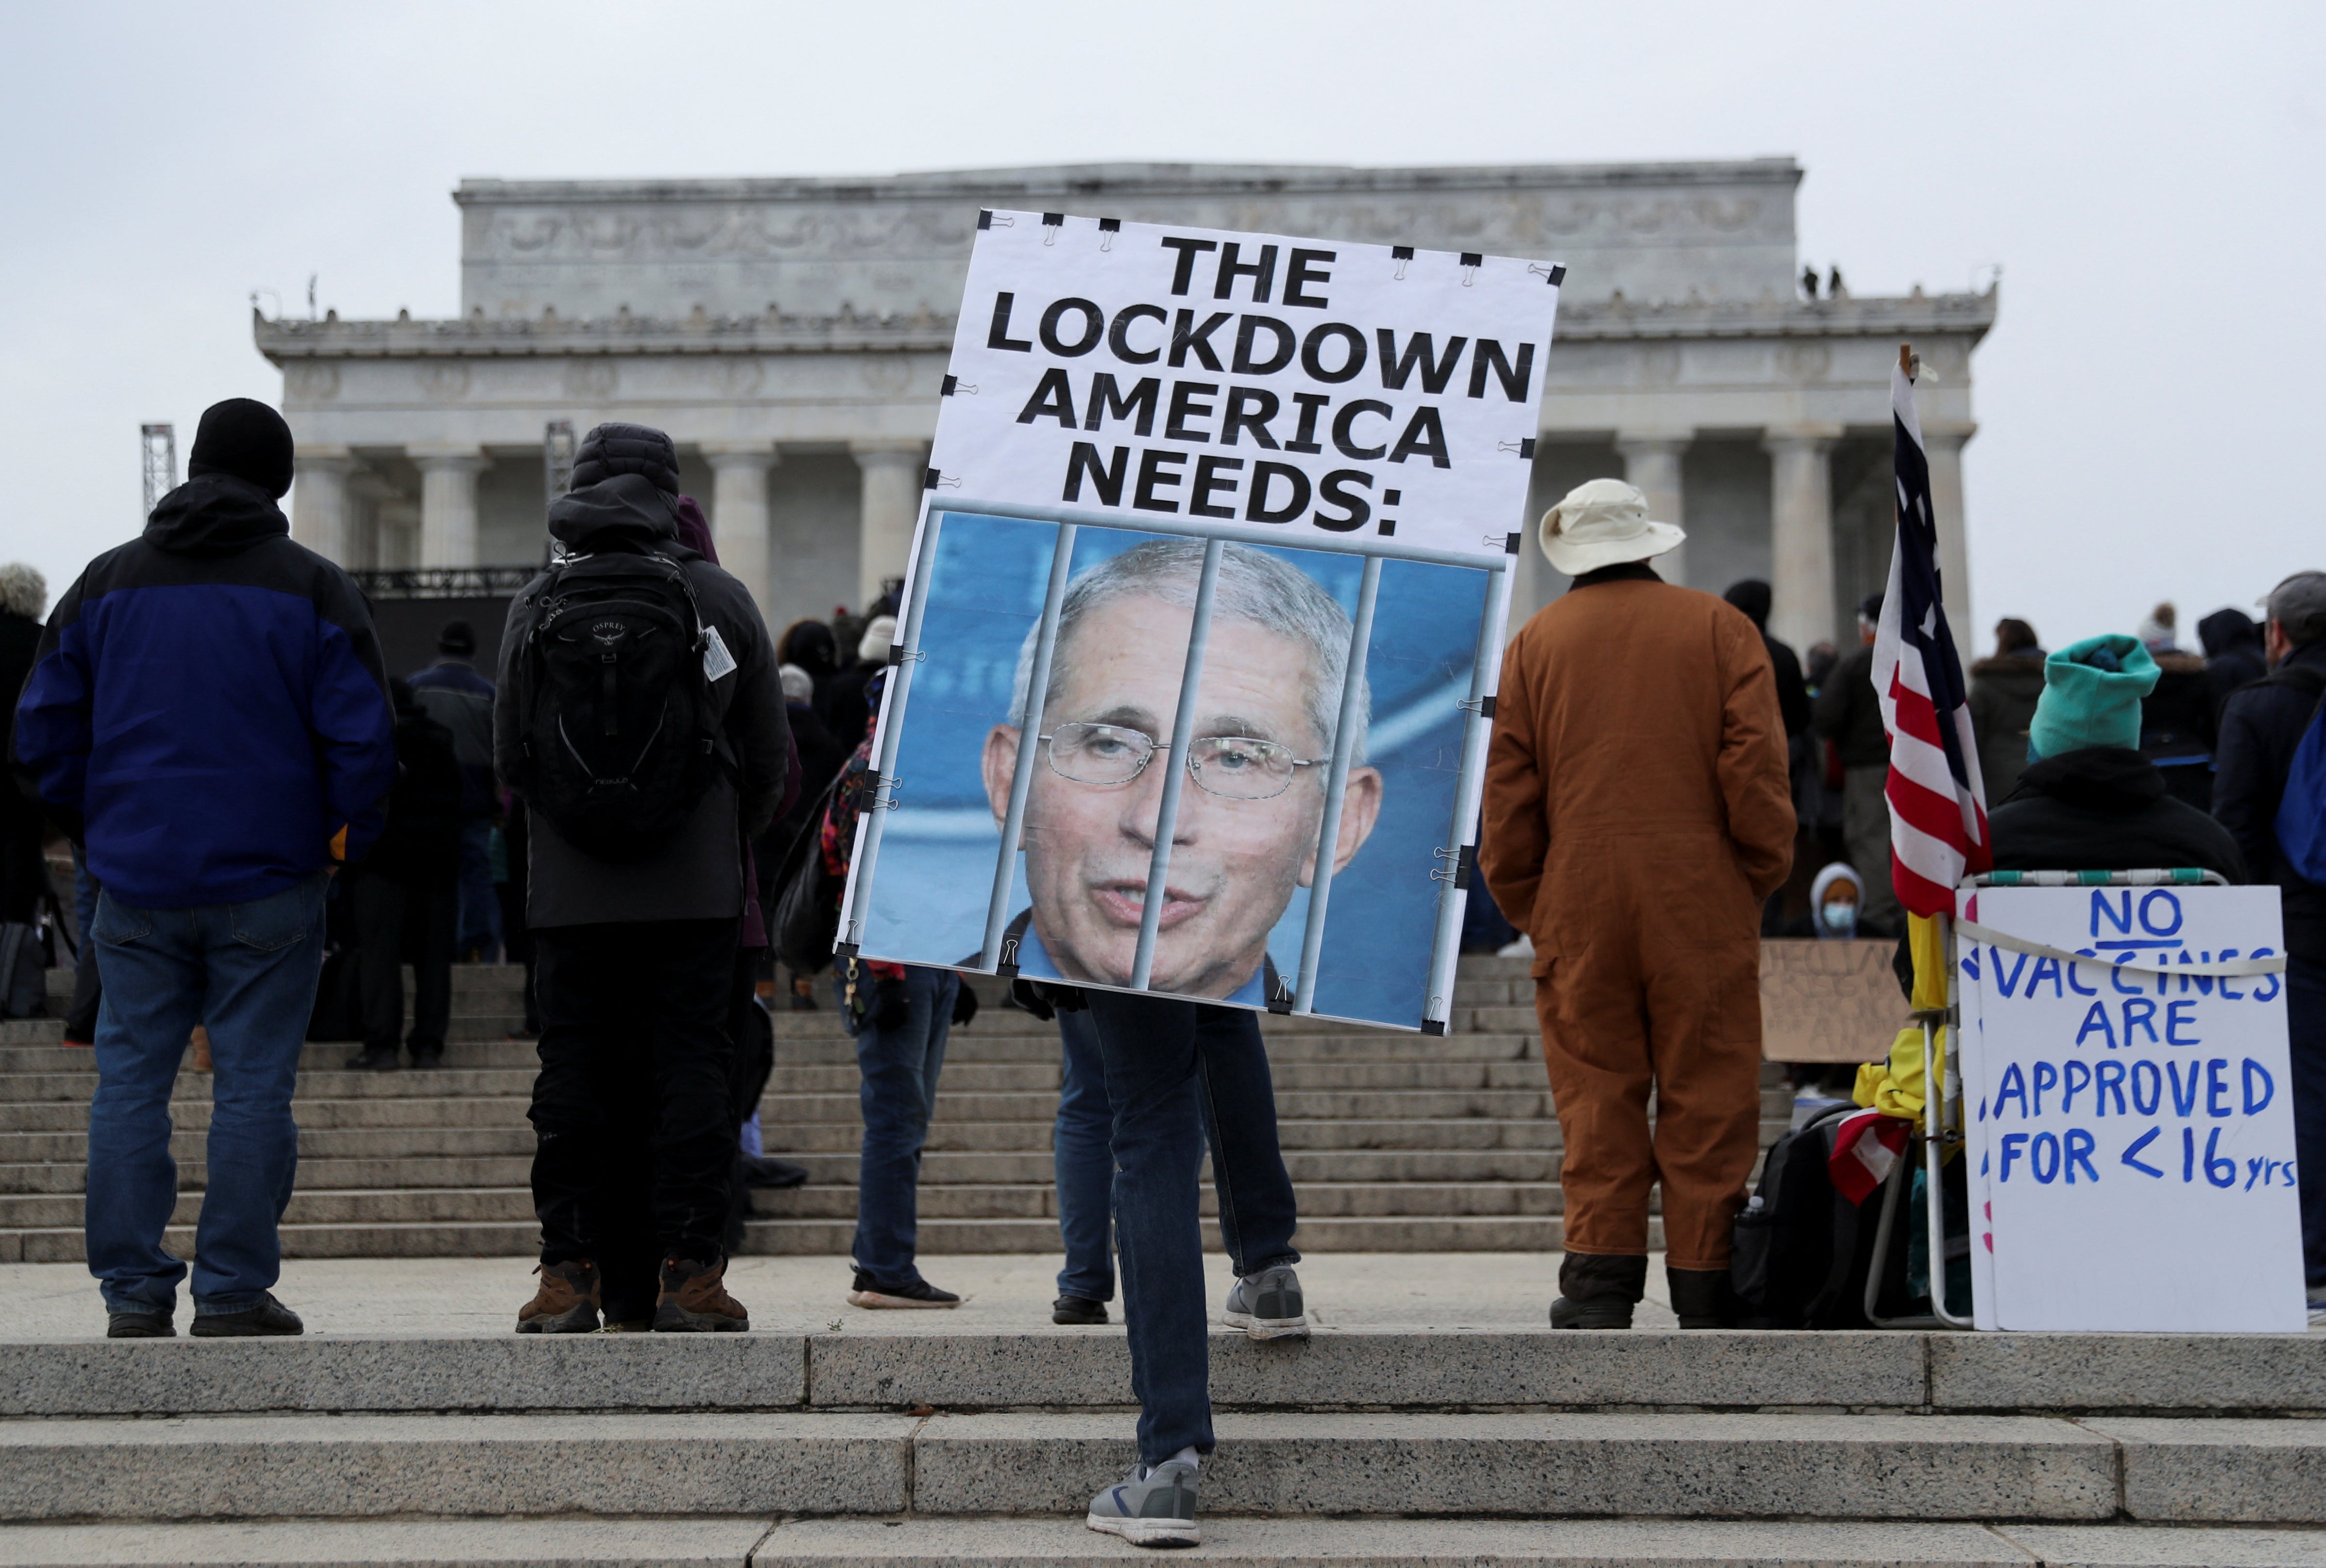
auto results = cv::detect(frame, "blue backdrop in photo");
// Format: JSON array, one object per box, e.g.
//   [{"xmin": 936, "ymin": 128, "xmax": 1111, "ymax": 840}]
[{"xmin": 858, "ymin": 512, "xmax": 1491, "ymax": 1028}]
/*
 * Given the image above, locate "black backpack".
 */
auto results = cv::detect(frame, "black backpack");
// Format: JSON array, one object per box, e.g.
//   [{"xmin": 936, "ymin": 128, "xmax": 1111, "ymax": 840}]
[
  {"xmin": 513, "ymin": 550, "xmax": 721, "ymax": 862},
  {"xmin": 1730, "ymin": 1104, "xmax": 1880, "ymax": 1330}
]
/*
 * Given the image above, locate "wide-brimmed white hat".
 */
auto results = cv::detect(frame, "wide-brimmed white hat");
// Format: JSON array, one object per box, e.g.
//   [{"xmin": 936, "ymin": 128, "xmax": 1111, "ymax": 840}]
[{"xmin": 1539, "ymin": 478, "xmax": 1685, "ymax": 577}]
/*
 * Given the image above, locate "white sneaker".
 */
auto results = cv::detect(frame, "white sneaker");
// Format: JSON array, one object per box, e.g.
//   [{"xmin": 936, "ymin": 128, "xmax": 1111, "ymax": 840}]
[
  {"xmin": 2308, "ymin": 1294, "xmax": 2326, "ymax": 1329},
  {"xmin": 1496, "ymin": 933, "xmax": 1534, "ymax": 959}
]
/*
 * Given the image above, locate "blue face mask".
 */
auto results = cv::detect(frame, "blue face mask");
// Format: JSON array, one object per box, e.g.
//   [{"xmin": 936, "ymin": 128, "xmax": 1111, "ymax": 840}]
[{"xmin": 1820, "ymin": 901, "xmax": 1857, "ymax": 932}]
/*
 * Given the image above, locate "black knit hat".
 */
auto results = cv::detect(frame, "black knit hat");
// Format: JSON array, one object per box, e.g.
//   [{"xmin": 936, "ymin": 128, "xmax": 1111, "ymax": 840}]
[
  {"xmin": 571, "ymin": 422, "xmax": 679, "ymax": 494},
  {"xmin": 438, "ymin": 619, "xmax": 476, "ymax": 657},
  {"xmin": 187, "ymin": 398, "xmax": 296, "ymax": 499}
]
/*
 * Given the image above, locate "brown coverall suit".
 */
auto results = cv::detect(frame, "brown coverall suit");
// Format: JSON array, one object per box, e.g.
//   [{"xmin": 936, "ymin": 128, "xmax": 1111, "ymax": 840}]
[{"xmin": 1480, "ymin": 569, "xmax": 1794, "ymax": 1270}]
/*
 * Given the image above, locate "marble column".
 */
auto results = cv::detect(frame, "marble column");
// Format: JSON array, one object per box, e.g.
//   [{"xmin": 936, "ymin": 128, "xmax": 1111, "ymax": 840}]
[
  {"xmin": 1925, "ymin": 423, "xmax": 1975, "ymax": 643},
  {"xmin": 705, "ymin": 443, "xmax": 779, "ymax": 627},
  {"xmin": 346, "ymin": 472, "xmax": 394, "ymax": 572},
  {"xmin": 412, "ymin": 446, "xmax": 491, "ymax": 569},
  {"xmin": 290, "ymin": 447, "xmax": 357, "ymax": 564},
  {"xmin": 851, "ymin": 439, "xmax": 928, "ymax": 611},
  {"xmin": 1763, "ymin": 423, "xmax": 1843, "ymax": 658},
  {"xmin": 1615, "ymin": 431, "xmax": 1690, "ymax": 588}
]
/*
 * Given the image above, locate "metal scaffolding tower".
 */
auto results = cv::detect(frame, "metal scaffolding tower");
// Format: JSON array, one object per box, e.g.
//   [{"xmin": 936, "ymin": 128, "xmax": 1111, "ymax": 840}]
[{"xmin": 140, "ymin": 423, "xmax": 176, "ymax": 520}]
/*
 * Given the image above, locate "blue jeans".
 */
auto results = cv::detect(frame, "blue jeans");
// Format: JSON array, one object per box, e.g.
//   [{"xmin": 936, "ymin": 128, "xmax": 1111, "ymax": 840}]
[
  {"xmin": 86, "ymin": 873, "xmax": 328, "ymax": 1315},
  {"xmin": 842, "ymin": 964, "xmax": 957, "ymax": 1287},
  {"xmin": 2289, "ymin": 956, "xmax": 2326, "ymax": 1292},
  {"xmin": 1054, "ymin": 1007, "xmax": 1299, "ymax": 1303},
  {"xmin": 455, "ymin": 817, "xmax": 500, "ymax": 962},
  {"xmin": 1082, "ymin": 990, "xmax": 1302, "ymax": 1464}
]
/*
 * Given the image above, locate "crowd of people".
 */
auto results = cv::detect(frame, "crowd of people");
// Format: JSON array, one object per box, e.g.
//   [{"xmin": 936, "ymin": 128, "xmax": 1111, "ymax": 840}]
[{"xmin": 5, "ymin": 401, "xmax": 2322, "ymax": 1547}]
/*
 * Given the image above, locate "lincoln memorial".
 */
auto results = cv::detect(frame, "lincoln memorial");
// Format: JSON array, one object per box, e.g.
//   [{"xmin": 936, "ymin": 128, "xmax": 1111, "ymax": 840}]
[{"xmin": 257, "ymin": 159, "xmax": 1993, "ymax": 656}]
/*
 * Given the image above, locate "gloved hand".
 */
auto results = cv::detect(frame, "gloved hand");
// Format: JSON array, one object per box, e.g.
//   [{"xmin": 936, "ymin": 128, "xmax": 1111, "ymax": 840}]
[{"xmin": 950, "ymin": 982, "xmax": 980, "ymax": 1028}]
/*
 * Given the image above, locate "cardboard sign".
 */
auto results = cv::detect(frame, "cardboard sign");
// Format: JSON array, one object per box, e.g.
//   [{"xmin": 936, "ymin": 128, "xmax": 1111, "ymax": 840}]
[
  {"xmin": 1955, "ymin": 884, "xmax": 2305, "ymax": 1332},
  {"xmin": 928, "ymin": 212, "xmax": 1562, "ymax": 557},
  {"xmin": 835, "ymin": 213, "xmax": 1562, "ymax": 1030}
]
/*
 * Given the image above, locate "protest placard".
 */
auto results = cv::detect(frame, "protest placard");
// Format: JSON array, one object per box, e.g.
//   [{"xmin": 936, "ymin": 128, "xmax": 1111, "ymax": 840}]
[
  {"xmin": 1955, "ymin": 883, "xmax": 2305, "ymax": 1332},
  {"xmin": 834, "ymin": 212, "xmax": 1563, "ymax": 1030}
]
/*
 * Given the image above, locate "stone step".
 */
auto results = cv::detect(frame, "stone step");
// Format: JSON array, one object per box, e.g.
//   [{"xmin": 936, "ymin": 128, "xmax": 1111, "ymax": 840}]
[
  {"xmin": 0, "ymin": 1028, "xmax": 1558, "ymax": 1075},
  {"xmin": 0, "ymin": 1115, "xmax": 1789, "ymax": 1166},
  {"xmin": 16, "ymin": 1518, "xmax": 2326, "ymax": 1568},
  {"xmin": 745, "ymin": 1519, "xmax": 2326, "ymax": 1568},
  {"xmin": 1, "ymin": 1176, "xmax": 1570, "ymax": 1231},
  {"xmin": 762, "ymin": 1089, "xmax": 1566, "ymax": 1124},
  {"xmin": 0, "ymin": 1146, "xmax": 1571, "ymax": 1195},
  {"xmin": 0, "ymin": 1014, "xmax": 528, "ymax": 1048},
  {"xmin": 0, "ymin": 1126, "xmax": 541, "ymax": 1163},
  {"xmin": 7, "ymin": 1329, "xmax": 2319, "ymax": 1421},
  {"xmin": 0, "ymin": 1518, "xmax": 779, "ymax": 1567},
  {"xmin": 0, "ymin": 1058, "xmax": 1667, "ymax": 1102},
  {"xmin": 0, "ymin": 1407, "xmax": 2261, "ymax": 1525},
  {"xmin": 6, "ymin": 1213, "xmax": 1630, "ymax": 1263}
]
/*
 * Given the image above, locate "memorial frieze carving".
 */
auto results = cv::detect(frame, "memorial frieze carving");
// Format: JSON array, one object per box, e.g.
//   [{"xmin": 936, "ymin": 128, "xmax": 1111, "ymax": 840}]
[{"xmin": 467, "ymin": 191, "xmax": 1778, "ymax": 265}]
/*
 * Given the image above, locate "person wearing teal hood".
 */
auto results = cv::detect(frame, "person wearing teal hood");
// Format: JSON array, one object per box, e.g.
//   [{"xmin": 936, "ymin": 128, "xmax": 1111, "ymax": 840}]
[{"xmin": 1986, "ymin": 633, "xmax": 2244, "ymax": 881}]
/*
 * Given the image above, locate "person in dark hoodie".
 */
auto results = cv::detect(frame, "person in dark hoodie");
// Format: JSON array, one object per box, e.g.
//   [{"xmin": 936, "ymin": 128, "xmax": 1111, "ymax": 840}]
[
  {"xmin": 12, "ymin": 398, "xmax": 397, "ymax": 1339},
  {"xmin": 497, "ymin": 425, "xmax": 791, "ymax": 1335},
  {"xmin": 1968, "ymin": 618, "xmax": 2046, "ymax": 805},
  {"xmin": 2200, "ymin": 607, "xmax": 2269, "ymax": 728},
  {"xmin": 778, "ymin": 618, "xmax": 842, "ymax": 726},
  {"xmin": 1986, "ymin": 634, "xmax": 2245, "ymax": 882},
  {"xmin": 0, "ymin": 564, "xmax": 49, "ymax": 933},
  {"xmin": 1812, "ymin": 592, "xmax": 1900, "ymax": 935},
  {"xmin": 346, "ymin": 679, "xmax": 463, "ymax": 1072},
  {"xmin": 1724, "ymin": 579, "xmax": 1814, "ymax": 930},
  {"xmin": 408, "ymin": 619, "xmax": 501, "ymax": 961},
  {"xmin": 2133, "ymin": 607, "xmax": 2216, "ymax": 811},
  {"xmin": 2211, "ymin": 571, "xmax": 2326, "ymax": 1321}
]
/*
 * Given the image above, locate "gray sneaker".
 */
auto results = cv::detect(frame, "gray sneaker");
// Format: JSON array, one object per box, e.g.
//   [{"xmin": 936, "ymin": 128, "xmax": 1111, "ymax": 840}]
[
  {"xmin": 1223, "ymin": 1264, "xmax": 1308, "ymax": 1340},
  {"xmin": 1086, "ymin": 1459, "xmax": 1199, "ymax": 1547}
]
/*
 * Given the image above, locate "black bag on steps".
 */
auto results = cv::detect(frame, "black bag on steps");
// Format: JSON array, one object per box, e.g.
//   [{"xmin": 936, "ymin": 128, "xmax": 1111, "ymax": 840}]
[{"xmin": 1730, "ymin": 1103, "xmax": 1883, "ymax": 1330}]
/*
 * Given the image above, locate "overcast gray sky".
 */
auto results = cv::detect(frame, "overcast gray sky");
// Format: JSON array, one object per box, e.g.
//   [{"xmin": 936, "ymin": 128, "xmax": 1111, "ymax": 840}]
[{"xmin": 4, "ymin": 0, "xmax": 2318, "ymax": 650}]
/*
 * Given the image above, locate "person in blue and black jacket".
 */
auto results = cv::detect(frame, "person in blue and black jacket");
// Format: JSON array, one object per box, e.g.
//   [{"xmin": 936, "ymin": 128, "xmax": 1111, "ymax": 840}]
[{"xmin": 11, "ymin": 397, "xmax": 396, "ymax": 1341}]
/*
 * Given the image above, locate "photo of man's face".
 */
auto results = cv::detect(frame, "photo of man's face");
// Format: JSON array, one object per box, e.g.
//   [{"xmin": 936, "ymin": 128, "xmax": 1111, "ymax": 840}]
[{"xmin": 980, "ymin": 556, "xmax": 1382, "ymax": 1000}]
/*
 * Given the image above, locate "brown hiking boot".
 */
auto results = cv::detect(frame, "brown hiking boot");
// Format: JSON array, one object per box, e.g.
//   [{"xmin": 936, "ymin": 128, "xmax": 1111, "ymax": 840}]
[
  {"xmin": 517, "ymin": 1259, "xmax": 600, "ymax": 1333},
  {"xmin": 653, "ymin": 1256, "xmax": 749, "ymax": 1332}
]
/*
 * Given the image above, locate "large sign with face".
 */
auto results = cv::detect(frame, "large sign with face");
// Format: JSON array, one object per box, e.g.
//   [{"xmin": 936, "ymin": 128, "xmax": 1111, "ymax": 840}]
[
  {"xmin": 835, "ymin": 213, "xmax": 1562, "ymax": 1030},
  {"xmin": 1954, "ymin": 883, "xmax": 2305, "ymax": 1331}
]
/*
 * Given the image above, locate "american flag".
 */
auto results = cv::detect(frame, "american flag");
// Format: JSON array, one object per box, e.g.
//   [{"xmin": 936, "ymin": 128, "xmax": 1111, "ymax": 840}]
[{"xmin": 1872, "ymin": 346, "xmax": 1991, "ymax": 914}]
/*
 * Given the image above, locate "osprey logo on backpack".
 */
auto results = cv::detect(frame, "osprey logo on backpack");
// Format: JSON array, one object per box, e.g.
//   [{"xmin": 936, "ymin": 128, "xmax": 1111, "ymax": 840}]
[{"xmin": 516, "ymin": 552, "xmax": 724, "ymax": 861}]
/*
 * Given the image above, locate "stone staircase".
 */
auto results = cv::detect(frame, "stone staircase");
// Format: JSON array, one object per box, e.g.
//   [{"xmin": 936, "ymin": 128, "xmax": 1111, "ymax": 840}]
[
  {"xmin": 1, "ymin": 1325, "xmax": 2322, "ymax": 1564},
  {"xmin": 0, "ymin": 958, "xmax": 1792, "ymax": 1264}
]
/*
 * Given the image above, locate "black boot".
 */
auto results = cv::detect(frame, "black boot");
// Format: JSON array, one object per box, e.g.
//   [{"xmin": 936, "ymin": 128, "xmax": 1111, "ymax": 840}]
[
  {"xmin": 1667, "ymin": 1266, "xmax": 1738, "ymax": 1329},
  {"xmin": 1549, "ymin": 1253, "xmax": 1646, "ymax": 1329}
]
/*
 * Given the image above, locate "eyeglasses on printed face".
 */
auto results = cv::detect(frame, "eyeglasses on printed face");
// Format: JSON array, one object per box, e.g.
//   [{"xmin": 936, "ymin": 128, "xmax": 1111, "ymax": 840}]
[{"xmin": 1039, "ymin": 722, "xmax": 1326, "ymax": 802}]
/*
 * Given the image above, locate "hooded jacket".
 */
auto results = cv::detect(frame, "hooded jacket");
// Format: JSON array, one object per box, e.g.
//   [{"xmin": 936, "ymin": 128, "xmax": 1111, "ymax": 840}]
[
  {"xmin": 1812, "ymin": 643, "xmax": 1886, "ymax": 768},
  {"xmin": 2213, "ymin": 637, "xmax": 2326, "ymax": 963},
  {"xmin": 2200, "ymin": 607, "xmax": 2269, "ymax": 727},
  {"xmin": 10, "ymin": 474, "xmax": 396, "ymax": 909},
  {"xmin": 1987, "ymin": 747, "xmax": 2246, "ymax": 884},
  {"xmin": 495, "ymin": 473, "xmax": 790, "ymax": 927},
  {"xmin": 1967, "ymin": 652, "xmax": 2046, "ymax": 803}
]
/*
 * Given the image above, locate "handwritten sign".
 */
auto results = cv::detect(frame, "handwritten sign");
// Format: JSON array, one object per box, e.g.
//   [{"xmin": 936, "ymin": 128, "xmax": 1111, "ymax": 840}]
[
  {"xmin": 1955, "ymin": 884, "xmax": 2305, "ymax": 1332},
  {"xmin": 1759, "ymin": 939, "xmax": 1902, "ymax": 1063}
]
